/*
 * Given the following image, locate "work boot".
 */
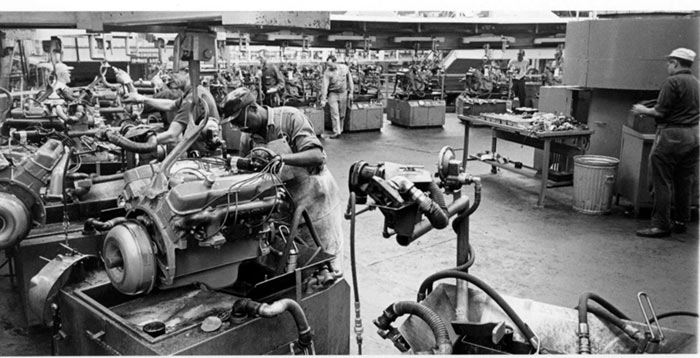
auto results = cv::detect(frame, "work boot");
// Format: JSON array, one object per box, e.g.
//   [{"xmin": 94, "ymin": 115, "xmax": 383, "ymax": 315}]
[
  {"xmin": 636, "ymin": 227, "xmax": 671, "ymax": 238},
  {"xmin": 672, "ymin": 221, "xmax": 687, "ymax": 234}
]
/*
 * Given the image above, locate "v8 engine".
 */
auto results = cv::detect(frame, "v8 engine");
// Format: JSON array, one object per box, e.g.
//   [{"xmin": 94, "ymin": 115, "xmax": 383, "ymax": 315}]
[{"xmin": 102, "ymin": 159, "xmax": 291, "ymax": 295}]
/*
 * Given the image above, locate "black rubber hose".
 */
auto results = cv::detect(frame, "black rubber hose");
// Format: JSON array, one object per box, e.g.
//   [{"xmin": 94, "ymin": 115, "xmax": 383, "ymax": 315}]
[
  {"xmin": 585, "ymin": 304, "xmax": 645, "ymax": 343},
  {"xmin": 83, "ymin": 217, "xmax": 128, "ymax": 232},
  {"xmin": 426, "ymin": 180, "xmax": 448, "ymax": 213},
  {"xmin": 578, "ymin": 292, "xmax": 630, "ymax": 323},
  {"xmin": 375, "ymin": 301, "xmax": 452, "ymax": 354},
  {"xmin": 105, "ymin": 130, "xmax": 157, "ymax": 154},
  {"xmin": 349, "ymin": 192, "xmax": 363, "ymax": 355},
  {"xmin": 233, "ymin": 298, "xmax": 314, "ymax": 350},
  {"xmin": 650, "ymin": 311, "xmax": 699, "ymax": 323},
  {"xmin": 417, "ymin": 270, "xmax": 538, "ymax": 347}
]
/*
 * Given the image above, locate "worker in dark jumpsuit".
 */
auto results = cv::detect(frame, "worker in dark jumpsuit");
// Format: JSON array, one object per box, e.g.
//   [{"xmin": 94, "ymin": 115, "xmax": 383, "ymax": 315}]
[
  {"xmin": 632, "ymin": 48, "xmax": 699, "ymax": 238},
  {"xmin": 220, "ymin": 87, "xmax": 344, "ymax": 274},
  {"xmin": 258, "ymin": 52, "xmax": 286, "ymax": 107}
]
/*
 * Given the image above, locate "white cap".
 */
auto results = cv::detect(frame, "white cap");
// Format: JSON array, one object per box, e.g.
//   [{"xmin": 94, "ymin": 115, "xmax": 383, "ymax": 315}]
[{"xmin": 667, "ymin": 48, "xmax": 696, "ymax": 62}]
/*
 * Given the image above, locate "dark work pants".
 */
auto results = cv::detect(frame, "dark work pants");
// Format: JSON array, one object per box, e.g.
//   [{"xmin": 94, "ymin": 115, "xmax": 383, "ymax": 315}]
[
  {"xmin": 512, "ymin": 78, "xmax": 526, "ymax": 108},
  {"xmin": 649, "ymin": 125, "xmax": 699, "ymax": 229}
]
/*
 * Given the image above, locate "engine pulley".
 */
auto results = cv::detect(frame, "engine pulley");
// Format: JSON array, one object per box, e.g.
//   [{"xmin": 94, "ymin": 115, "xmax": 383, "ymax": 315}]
[
  {"xmin": 0, "ymin": 192, "xmax": 31, "ymax": 249},
  {"xmin": 103, "ymin": 221, "xmax": 157, "ymax": 295}
]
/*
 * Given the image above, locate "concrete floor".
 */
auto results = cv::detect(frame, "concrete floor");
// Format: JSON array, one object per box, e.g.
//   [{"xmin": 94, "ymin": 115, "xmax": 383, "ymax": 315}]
[{"xmin": 1, "ymin": 113, "xmax": 697, "ymax": 355}]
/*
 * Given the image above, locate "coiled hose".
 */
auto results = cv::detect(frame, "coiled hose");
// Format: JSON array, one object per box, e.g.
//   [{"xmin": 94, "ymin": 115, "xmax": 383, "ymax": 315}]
[
  {"xmin": 233, "ymin": 298, "xmax": 314, "ymax": 352},
  {"xmin": 105, "ymin": 130, "xmax": 157, "ymax": 154},
  {"xmin": 374, "ymin": 301, "xmax": 452, "ymax": 354},
  {"xmin": 417, "ymin": 270, "xmax": 539, "ymax": 350}
]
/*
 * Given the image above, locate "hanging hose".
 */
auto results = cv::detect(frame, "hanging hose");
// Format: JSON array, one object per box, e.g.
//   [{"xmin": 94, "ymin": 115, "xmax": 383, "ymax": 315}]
[
  {"xmin": 374, "ymin": 301, "xmax": 452, "ymax": 354},
  {"xmin": 417, "ymin": 270, "xmax": 539, "ymax": 351},
  {"xmin": 348, "ymin": 192, "xmax": 364, "ymax": 355},
  {"xmin": 650, "ymin": 311, "xmax": 699, "ymax": 323},
  {"xmin": 104, "ymin": 130, "xmax": 157, "ymax": 154},
  {"xmin": 233, "ymin": 298, "xmax": 314, "ymax": 353},
  {"xmin": 576, "ymin": 292, "xmax": 631, "ymax": 354},
  {"xmin": 426, "ymin": 180, "xmax": 448, "ymax": 214}
]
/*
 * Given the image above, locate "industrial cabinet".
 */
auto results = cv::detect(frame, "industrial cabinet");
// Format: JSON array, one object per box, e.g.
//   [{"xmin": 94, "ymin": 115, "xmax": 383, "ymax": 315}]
[
  {"xmin": 386, "ymin": 98, "xmax": 445, "ymax": 128},
  {"xmin": 344, "ymin": 102, "xmax": 384, "ymax": 132},
  {"xmin": 616, "ymin": 125, "xmax": 654, "ymax": 216}
]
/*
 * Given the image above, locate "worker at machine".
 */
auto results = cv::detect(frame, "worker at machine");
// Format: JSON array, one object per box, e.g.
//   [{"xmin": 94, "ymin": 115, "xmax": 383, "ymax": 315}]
[
  {"xmin": 508, "ymin": 49, "xmax": 530, "ymax": 108},
  {"xmin": 220, "ymin": 87, "xmax": 344, "ymax": 274},
  {"xmin": 320, "ymin": 54, "xmax": 354, "ymax": 139},
  {"xmin": 114, "ymin": 65, "xmax": 221, "ymax": 155},
  {"xmin": 258, "ymin": 51, "xmax": 286, "ymax": 107},
  {"xmin": 631, "ymin": 48, "xmax": 699, "ymax": 238},
  {"xmin": 34, "ymin": 62, "xmax": 79, "ymax": 121}
]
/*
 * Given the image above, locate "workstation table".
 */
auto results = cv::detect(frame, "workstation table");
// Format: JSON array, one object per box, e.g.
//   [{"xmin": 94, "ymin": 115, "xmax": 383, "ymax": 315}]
[{"xmin": 458, "ymin": 114, "xmax": 594, "ymax": 207}]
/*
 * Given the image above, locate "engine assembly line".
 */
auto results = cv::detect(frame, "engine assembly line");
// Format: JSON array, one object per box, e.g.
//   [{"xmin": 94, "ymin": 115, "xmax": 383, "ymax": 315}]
[{"xmin": 0, "ymin": 10, "xmax": 698, "ymax": 356}]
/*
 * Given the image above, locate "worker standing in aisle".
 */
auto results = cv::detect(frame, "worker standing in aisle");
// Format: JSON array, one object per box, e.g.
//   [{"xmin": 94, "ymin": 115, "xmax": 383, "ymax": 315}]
[
  {"xmin": 320, "ymin": 54, "xmax": 354, "ymax": 139},
  {"xmin": 220, "ymin": 87, "xmax": 344, "ymax": 274},
  {"xmin": 631, "ymin": 48, "xmax": 699, "ymax": 238},
  {"xmin": 258, "ymin": 51, "xmax": 286, "ymax": 107},
  {"xmin": 508, "ymin": 49, "xmax": 529, "ymax": 108}
]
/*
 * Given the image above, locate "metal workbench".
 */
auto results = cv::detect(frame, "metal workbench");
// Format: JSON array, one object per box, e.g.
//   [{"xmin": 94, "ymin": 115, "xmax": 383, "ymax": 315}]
[{"xmin": 458, "ymin": 114, "xmax": 594, "ymax": 207}]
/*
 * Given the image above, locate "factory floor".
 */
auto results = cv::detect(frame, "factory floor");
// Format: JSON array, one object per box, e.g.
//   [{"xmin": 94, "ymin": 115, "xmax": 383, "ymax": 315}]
[{"xmin": 1, "ymin": 112, "xmax": 697, "ymax": 355}]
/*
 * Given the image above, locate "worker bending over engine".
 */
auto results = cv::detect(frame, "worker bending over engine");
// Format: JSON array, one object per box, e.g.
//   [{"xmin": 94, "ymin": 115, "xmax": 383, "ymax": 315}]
[{"xmin": 221, "ymin": 87, "xmax": 344, "ymax": 273}]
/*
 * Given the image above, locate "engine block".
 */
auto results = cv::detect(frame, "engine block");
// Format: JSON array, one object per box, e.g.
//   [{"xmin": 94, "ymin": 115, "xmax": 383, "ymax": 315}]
[{"xmin": 103, "ymin": 159, "xmax": 290, "ymax": 295}]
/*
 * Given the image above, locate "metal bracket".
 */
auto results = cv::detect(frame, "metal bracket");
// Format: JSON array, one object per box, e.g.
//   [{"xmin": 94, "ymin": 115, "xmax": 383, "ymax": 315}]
[{"xmin": 637, "ymin": 291, "xmax": 665, "ymax": 345}]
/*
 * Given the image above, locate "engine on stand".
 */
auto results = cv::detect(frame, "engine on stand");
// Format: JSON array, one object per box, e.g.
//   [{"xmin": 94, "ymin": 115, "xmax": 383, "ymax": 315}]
[
  {"xmin": 346, "ymin": 147, "xmax": 697, "ymax": 355},
  {"xmin": 26, "ymin": 37, "xmax": 350, "ymax": 354}
]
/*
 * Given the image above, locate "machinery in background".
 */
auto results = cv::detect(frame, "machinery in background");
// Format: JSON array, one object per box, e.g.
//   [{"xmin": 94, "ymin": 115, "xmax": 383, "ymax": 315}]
[{"xmin": 346, "ymin": 147, "xmax": 697, "ymax": 354}]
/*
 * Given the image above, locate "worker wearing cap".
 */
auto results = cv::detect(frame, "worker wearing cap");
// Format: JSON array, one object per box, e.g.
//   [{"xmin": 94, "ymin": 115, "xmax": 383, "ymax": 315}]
[
  {"xmin": 221, "ymin": 87, "xmax": 344, "ymax": 274},
  {"xmin": 507, "ymin": 50, "xmax": 530, "ymax": 108},
  {"xmin": 117, "ymin": 65, "xmax": 220, "ymax": 155},
  {"xmin": 321, "ymin": 55, "xmax": 354, "ymax": 139},
  {"xmin": 632, "ymin": 48, "xmax": 699, "ymax": 238},
  {"xmin": 258, "ymin": 52, "xmax": 285, "ymax": 107}
]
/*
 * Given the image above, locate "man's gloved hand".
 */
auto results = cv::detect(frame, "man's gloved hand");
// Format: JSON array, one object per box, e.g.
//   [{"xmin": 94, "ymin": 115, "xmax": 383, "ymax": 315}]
[
  {"xmin": 320, "ymin": 99, "xmax": 327, "ymax": 107},
  {"xmin": 112, "ymin": 67, "xmax": 133, "ymax": 85},
  {"xmin": 248, "ymin": 147, "xmax": 282, "ymax": 172},
  {"xmin": 267, "ymin": 87, "xmax": 278, "ymax": 94}
]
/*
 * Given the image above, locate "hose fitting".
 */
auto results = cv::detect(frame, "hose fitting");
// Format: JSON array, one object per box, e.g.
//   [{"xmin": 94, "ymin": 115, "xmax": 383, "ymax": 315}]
[
  {"xmin": 374, "ymin": 301, "xmax": 451, "ymax": 354},
  {"xmin": 577, "ymin": 323, "xmax": 591, "ymax": 354}
]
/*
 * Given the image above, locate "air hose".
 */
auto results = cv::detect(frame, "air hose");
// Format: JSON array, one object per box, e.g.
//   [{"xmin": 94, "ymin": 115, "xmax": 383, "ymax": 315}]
[
  {"xmin": 576, "ymin": 292, "xmax": 631, "ymax": 354},
  {"xmin": 348, "ymin": 192, "xmax": 364, "ymax": 354},
  {"xmin": 417, "ymin": 270, "xmax": 539, "ymax": 351},
  {"xmin": 83, "ymin": 217, "xmax": 128, "ymax": 233},
  {"xmin": 650, "ymin": 311, "xmax": 699, "ymax": 323},
  {"xmin": 233, "ymin": 298, "xmax": 314, "ymax": 353},
  {"xmin": 104, "ymin": 130, "xmax": 157, "ymax": 154},
  {"xmin": 374, "ymin": 301, "xmax": 452, "ymax": 354},
  {"xmin": 391, "ymin": 176, "xmax": 449, "ymax": 229}
]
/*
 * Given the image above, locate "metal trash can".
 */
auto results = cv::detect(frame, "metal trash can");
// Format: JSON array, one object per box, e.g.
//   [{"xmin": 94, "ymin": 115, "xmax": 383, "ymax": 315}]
[{"xmin": 572, "ymin": 155, "xmax": 620, "ymax": 214}]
